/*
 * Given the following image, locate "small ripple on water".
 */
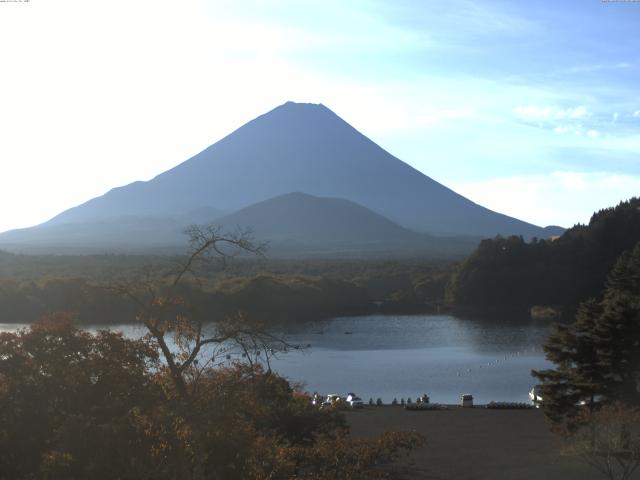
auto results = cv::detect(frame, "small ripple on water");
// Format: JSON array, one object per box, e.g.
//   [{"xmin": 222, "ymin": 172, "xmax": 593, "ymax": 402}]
[{"xmin": 1, "ymin": 315, "xmax": 553, "ymax": 403}]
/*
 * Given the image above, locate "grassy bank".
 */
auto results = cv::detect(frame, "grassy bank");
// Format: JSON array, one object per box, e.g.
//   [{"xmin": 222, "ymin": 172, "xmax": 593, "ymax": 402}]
[{"xmin": 346, "ymin": 406, "xmax": 606, "ymax": 480}]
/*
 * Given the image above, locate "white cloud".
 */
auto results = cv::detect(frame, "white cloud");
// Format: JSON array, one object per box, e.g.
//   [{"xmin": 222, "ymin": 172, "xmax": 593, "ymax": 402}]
[
  {"xmin": 512, "ymin": 105, "xmax": 588, "ymax": 122},
  {"xmin": 586, "ymin": 129, "xmax": 600, "ymax": 138},
  {"xmin": 566, "ymin": 62, "xmax": 631, "ymax": 74},
  {"xmin": 452, "ymin": 172, "xmax": 640, "ymax": 227},
  {"xmin": 511, "ymin": 104, "xmax": 614, "ymax": 140},
  {"xmin": 550, "ymin": 124, "xmax": 602, "ymax": 138},
  {"xmin": 634, "ymin": 110, "xmax": 640, "ymax": 118},
  {"xmin": 598, "ymin": 133, "xmax": 640, "ymax": 153}
]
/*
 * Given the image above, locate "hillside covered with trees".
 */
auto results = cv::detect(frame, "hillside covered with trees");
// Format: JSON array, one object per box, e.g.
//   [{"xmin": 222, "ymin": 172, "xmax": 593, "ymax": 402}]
[
  {"xmin": 0, "ymin": 249, "xmax": 451, "ymax": 325},
  {"xmin": 446, "ymin": 197, "xmax": 640, "ymax": 316}
]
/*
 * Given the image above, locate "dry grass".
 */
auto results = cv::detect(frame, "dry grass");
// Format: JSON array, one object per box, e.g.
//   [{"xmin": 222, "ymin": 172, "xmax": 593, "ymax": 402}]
[{"xmin": 346, "ymin": 406, "xmax": 609, "ymax": 480}]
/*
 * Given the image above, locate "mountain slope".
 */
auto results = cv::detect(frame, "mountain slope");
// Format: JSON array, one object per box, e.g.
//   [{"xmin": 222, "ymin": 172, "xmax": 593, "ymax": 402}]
[
  {"xmin": 217, "ymin": 192, "xmax": 422, "ymax": 244},
  {"xmin": 216, "ymin": 192, "xmax": 479, "ymax": 257},
  {"xmin": 0, "ymin": 193, "xmax": 480, "ymax": 257},
  {"xmin": 39, "ymin": 101, "xmax": 557, "ymax": 238},
  {"xmin": 214, "ymin": 192, "xmax": 478, "ymax": 257},
  {"xmin": 0, "ymin": 206, "xmax": 225, "ymax": 253},
  {"xmin": 0, "ymin": 216, "xmax": 187, "ymax": 253}
]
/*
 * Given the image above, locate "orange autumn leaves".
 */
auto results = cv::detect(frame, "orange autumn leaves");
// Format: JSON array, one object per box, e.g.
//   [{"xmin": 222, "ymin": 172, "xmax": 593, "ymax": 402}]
[{"xmin": 0, "ymin": 315, "xmax": 422, "ymax": 480}]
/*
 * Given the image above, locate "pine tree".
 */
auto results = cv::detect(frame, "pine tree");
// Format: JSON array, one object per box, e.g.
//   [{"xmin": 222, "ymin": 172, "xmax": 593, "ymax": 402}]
[
  {"xmin": 595, "ymin": 243, "xmax": 640, "ymax": 403},
  {"xmin": 532, "ymin": 242, "xmax": 640, "ymax": 427},
  {"xmin": 533, "ymin": 299, "xmax": 603, "ymax": 425}
]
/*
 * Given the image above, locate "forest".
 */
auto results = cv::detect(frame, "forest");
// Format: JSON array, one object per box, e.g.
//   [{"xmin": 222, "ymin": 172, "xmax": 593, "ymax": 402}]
[
  {"xmin": 1, "ymin": 197, "xmax": 638, "ymax": 326},
  {"xmin": 0, "ymin": 251, "xmax": 451, "ymax": 325},
  {"xmin": 446, "ymin": 197, "xmax": 640, "ymax": 318}
]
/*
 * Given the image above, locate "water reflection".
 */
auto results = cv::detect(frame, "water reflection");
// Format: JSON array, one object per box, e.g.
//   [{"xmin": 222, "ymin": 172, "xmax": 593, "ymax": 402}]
[
  {"xmin": 266, "ymin": 315, "xmax": 553, "ymax": 404},
  {"xmin": 276, "ymin": 315, "xmax": 550, "ymax": 352},
  {"xmin": 1, "ymin": 315, "xmax": 554, "ymax": 404}
]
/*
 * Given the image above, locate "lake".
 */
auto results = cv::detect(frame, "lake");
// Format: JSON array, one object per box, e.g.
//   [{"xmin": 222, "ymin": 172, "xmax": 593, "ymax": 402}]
[{"xmin": 0, "ymin": 314, "xmax": 554, "ymax": 404}]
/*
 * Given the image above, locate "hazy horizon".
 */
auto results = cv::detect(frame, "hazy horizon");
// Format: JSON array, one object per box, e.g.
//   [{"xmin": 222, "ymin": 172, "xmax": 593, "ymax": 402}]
[{"xmin": 1, "ymin": 1, "xmax": 639, "ymax": 233}]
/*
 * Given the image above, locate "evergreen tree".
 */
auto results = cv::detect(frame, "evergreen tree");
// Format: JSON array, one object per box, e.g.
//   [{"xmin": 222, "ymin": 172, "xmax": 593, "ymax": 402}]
[
  {"xmin": 447, "ymin": 197, "xmax": 640, "ymax": 314},
  {"xmin": 595, "ymin": 243, "xmax": 640, "ymax": 403},
  {"xmin": 533, "ymin": 242, "xmax": 640, "ymax": 427},
  {"xmin": 533, "ymin": 299, "xmax": 603, "ymax": 425}
]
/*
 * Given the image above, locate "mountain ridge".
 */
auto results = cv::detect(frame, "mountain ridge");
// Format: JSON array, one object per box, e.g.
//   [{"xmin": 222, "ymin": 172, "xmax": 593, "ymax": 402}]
[
  {"xmin": 42, "ymin": 101, "xmax": 559, "ymax": 236},
  {"xmin": 1, "ymin": 101, "xmax": 564, "ymax": 254},
  {"xmin": 0, "ymin": 192, "xmax": 480, "ymax": 258},
  {"xmin": 213, "ymin": 191, "xmax": 481, "ymax": 258}
]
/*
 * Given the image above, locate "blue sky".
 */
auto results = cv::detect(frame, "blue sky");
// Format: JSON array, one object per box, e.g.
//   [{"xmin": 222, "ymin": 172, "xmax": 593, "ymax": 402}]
[{"xmin": 0, "ymin": 0, "xmax": 638, "ymax": 231}]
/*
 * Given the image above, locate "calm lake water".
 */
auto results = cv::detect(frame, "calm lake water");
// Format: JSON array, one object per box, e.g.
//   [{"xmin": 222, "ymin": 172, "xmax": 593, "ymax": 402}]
[{"xmin": 0, "ymin": 314, "xmax": 554, "ymax": 404}]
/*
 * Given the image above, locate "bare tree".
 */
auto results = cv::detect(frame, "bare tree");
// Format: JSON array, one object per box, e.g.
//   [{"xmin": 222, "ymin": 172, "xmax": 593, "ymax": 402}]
[
  {"xmin": 110, "ymin": 224, "xmax": 293, "ymax": 399},
  {"xmin": 563, "ymin": 402, "xmax": 640, "ymax": 480}
]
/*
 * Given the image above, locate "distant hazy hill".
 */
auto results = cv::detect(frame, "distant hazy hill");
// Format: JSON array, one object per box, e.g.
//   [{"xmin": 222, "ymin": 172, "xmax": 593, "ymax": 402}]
[
  {"xmin": 0, "ymin": 192, "xmax": 478, "ymax": 257},
  {"xmin": 215, "ymin": 192, "xmax": 479, "ymax": 257},
  {"xmin": 218, "ymin": 192, "xmax": 422, "ymax": 243},
  {"xmin": 0, "ymin": 216, "xmax": 186, "ymax": 254},
  {"xmin": 0, "ymin": 206, "xmax": 224, "ymax": 254}
]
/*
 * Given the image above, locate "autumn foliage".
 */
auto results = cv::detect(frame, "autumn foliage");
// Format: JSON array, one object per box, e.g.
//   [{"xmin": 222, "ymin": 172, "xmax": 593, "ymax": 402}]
[{"xmin": 0, "ymin": 316, "xmax": 421, "ymax": 479}]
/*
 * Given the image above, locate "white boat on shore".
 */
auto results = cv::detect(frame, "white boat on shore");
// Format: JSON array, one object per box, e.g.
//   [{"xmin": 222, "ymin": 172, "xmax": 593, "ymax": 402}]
[{"xmin": 529, "ymin": 386, "xmax": 543, "ymax": 405}]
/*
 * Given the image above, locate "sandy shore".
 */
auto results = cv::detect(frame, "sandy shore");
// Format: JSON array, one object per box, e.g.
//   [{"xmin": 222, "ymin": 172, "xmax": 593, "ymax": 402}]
[{"xmin": 345, "ymin": 406, "xmax": 610, "ymax": 480}]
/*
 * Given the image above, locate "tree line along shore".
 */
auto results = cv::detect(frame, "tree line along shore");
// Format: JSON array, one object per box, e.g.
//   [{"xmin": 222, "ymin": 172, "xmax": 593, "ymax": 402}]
[{"xmin": 1, "ymin": 197, "xmax": 638, "ymax": 326}]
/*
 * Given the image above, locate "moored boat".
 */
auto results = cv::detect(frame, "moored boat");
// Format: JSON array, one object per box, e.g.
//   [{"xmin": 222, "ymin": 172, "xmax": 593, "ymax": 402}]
[{"xmin": 529, "ymin": 386, "xmax": 543, "ymax": 406}]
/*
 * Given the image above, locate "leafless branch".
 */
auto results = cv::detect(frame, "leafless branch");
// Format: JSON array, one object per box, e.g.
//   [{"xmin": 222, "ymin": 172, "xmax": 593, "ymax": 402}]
[{"xmin": 99, "ymin": 223, "xmax": 288, "ymax": 400}]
